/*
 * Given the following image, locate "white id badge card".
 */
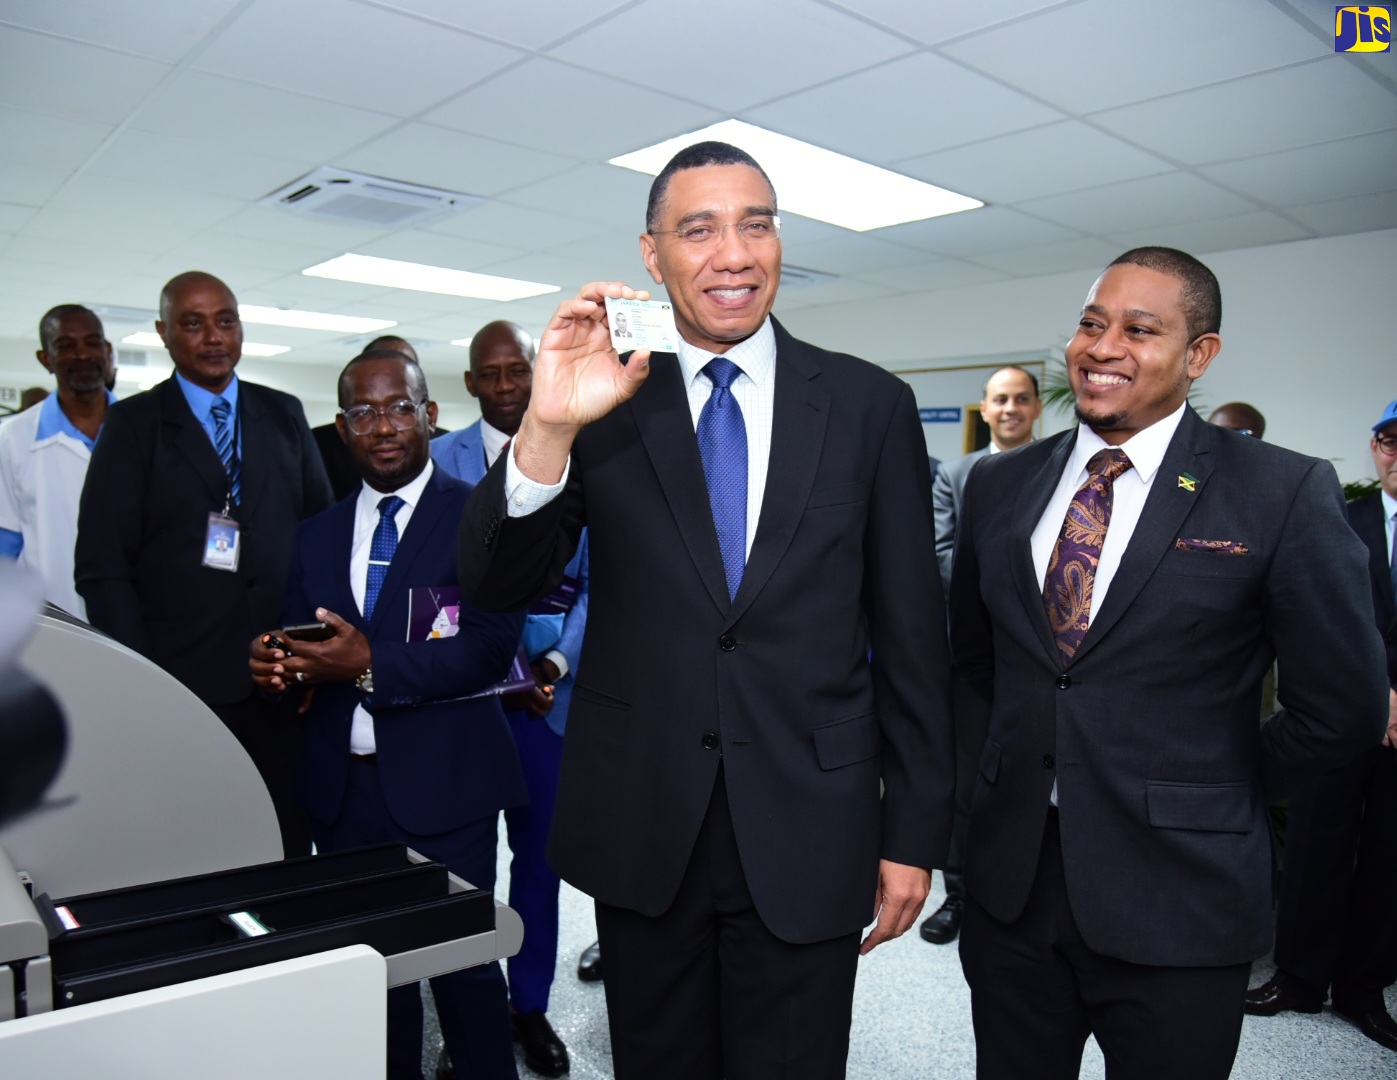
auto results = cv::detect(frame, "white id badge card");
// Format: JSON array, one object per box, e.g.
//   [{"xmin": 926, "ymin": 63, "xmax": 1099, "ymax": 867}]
[
  {"xmin": 605, "ymin": 297, "xmax": 679, "ymax": 354},
  {"xmin": 203, "ymin": 512, "xmax": 241, "ymax": 572}
]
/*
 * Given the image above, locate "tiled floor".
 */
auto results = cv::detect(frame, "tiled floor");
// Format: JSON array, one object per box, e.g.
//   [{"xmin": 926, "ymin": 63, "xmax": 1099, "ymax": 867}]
[{"xmin": 421, "ymin": 829, "xmax": 1396, "ymax": 1078}]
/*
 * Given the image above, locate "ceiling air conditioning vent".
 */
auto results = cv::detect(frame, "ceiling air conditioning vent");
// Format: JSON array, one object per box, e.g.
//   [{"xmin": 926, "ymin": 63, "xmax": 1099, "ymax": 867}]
[
  {"xmin": 259, "ymin": 167, "xmax": 483, "ymax": 228},
  {"xmin": 781, "ymin": 265, "xmax": 838, "ymax": 288}
]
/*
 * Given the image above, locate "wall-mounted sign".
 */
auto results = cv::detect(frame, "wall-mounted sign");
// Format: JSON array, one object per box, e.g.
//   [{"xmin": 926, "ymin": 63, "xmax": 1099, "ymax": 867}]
[{"xmin": 919, "ymin": 407, "xmax": 961, "ymax": 423}]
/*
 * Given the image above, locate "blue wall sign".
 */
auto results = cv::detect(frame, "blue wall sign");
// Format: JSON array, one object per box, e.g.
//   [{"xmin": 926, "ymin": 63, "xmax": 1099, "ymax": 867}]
[{"xmin": 919, "ymin": 407, "xmax": 962, "ymax": 423}]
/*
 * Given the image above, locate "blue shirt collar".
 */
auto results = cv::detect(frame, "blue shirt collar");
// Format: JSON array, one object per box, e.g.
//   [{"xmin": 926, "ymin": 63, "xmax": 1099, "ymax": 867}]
[
  {"xmin": 34, "ymin": 389, "xmax": 118, "ymax": 450},
  {"xmin": 175, "ymin": 370, "xmax": 239, "ymax": 422}
]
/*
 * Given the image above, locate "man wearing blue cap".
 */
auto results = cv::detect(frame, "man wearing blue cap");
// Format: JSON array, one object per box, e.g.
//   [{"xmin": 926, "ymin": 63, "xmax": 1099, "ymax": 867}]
[{"xmin": 1245, "ymin": 397, "xmax": 1397, "ymax": 1054}]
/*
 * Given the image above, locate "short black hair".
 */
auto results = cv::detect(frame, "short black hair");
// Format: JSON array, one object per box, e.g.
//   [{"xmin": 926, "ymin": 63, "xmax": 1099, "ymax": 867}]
[
  {"xmin": 337, "ymin": 347, "xmax": 429, "ymax": 408},
  {"xmin": 1207, "ymin": 402, "xmax": 1266, "ymax": 439},
  {"xmin": 983, "ymin": 365, "xmax": 1039, "ymax": 398},
  {"xmin": 38, "ymin": 304, "xmax": 100, "ymax": 350},
  {"xmin": 646, "ymin": 141, "xmax": 777, "ymax": 232},
  {"xmin": 1107, "ymin": 247, "xmax": 1221, "ymax": 341}
]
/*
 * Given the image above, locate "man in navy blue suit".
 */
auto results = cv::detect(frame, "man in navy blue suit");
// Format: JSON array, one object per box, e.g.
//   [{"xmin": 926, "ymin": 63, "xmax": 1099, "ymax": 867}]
[
  {"xmin": 250, "ymin": 348, "xmax": 527, "ymax": 1080},
  {"xmin": 433, "ymin": 321, "xmax": 587, "ymax": 1077}
]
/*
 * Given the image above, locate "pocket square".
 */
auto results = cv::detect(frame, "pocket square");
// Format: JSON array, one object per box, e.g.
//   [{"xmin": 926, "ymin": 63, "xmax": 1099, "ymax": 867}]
[{"xmin": 1175, "ymin": 538, "xmax": 1250, "ymax": 555}]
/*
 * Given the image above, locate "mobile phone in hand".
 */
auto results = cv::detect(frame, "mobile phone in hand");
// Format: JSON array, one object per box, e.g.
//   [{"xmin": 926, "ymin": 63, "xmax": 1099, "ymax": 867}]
[{"xmin": 282, "ymin": 621, "xmax": 334, "ymax": 642}]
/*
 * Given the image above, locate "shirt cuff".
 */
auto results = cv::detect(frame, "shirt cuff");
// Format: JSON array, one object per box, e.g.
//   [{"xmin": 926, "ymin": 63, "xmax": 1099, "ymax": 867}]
[
  {"xmin": 503, "ymin": 443, "xmax": 570, "ymax": 518},
  {"xmin": 542, "ymin": 649, "xmax": 569, "ymax": 680}
]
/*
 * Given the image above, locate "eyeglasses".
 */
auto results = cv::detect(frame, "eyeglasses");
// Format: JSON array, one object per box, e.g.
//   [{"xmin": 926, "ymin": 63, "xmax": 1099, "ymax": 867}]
[
  {"xmin": 340, "ymin": 399, "xmax": 425, "ymax": 435},
  {"xmin": 1375, "ymin": 433, "xmax": 1397, "ymax": 454},
  {"xmin": 651, "ymin": 215, "xmax": 781, "ymax": 247}
]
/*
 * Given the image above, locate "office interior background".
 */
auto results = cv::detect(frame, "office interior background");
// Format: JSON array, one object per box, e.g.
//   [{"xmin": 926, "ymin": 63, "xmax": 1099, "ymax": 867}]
[{"xmin": 0, "ymin": 2, "xmax": 1393, "ymax": 1077}]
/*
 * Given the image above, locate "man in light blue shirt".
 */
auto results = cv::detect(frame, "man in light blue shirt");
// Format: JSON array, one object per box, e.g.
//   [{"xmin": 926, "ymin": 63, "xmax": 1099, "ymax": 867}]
[{"xmin": 0, "ymin": 305, "xmax": 116, "ymax": 617}]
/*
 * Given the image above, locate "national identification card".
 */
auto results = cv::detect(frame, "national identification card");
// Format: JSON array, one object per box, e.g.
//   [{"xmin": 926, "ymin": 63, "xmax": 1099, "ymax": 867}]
[{"xmin": 605, "ymin": 297, "xmax": 679, "ymax": 355}]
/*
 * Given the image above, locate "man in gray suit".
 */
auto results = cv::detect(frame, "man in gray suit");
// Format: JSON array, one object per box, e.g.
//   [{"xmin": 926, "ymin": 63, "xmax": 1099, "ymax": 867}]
[{"xmin": 921, "ymin": 365, "xmax": 1042, "ymax": 944}]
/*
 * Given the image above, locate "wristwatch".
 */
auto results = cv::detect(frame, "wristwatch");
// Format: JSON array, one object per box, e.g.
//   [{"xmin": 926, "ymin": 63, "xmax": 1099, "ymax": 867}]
[{"xmin": 355, "ymin": 667, "xmax": 373, "ymax": 694}]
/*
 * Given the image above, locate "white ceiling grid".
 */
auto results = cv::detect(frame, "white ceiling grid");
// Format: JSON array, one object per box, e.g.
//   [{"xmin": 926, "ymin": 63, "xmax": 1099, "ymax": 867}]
[{"xmin": 0, "ymin": 0, "xmax": 1390, "ymax": 388}]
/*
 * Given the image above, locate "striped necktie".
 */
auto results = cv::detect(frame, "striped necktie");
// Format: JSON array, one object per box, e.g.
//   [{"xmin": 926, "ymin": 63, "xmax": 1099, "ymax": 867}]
[
  {"xmin": 696, "ymin": 357, "xmax": 747, "ymax": 602},
  {"xmin": 364, "ymin": 496, "xmax": 404, "ymax": 621},
  {"xmin": 209, "ymin": 396, "xmax": 241, "ymax": 506}
]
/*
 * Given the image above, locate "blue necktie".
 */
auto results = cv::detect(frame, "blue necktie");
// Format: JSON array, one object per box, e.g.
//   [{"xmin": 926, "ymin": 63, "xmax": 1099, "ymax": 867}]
[
  {"xmin": 364, "ymin": 496, "xmax": 404, "ymax": 621},
  {"xmin": 696, "ymin": 357, "xmax": 748, "ymax": 602},
  {"xmin": 209, "ymin": 397, "xmax": 241, "ymax": 505}
]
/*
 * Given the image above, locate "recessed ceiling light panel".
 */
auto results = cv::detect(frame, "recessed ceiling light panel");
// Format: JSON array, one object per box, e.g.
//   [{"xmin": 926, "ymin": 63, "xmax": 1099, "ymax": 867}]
[
  {"xmin": 609, "ymin": 119, "xmax": 982, "ymax": 232},
  {"xmin": 303, "ymin": 254, "xmax": 560, "ymax": 302},
  {"xmin": 238, "ymin": 305, "xmax": 396, "ymax": 334}
]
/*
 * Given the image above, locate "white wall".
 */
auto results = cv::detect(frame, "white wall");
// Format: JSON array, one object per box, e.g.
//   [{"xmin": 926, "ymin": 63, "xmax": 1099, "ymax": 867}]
[{"xmin": 779, "ymin": 228, "xmax": 1397, "ymax": 484}]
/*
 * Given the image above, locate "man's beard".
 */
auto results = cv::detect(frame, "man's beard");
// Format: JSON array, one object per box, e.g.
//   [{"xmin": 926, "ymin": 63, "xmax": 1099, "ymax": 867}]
[{"xmin": 1074, "ymin": 402, "xmax": 1125, "ymax": 431}]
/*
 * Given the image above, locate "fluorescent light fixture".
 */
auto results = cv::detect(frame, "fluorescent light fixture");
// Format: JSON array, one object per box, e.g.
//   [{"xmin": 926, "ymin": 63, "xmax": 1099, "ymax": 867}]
[
  {"xmin": 450, "ymin": 338, "xmax": 472, "ymax": 348},
  {"xmin": 122, "ymin": 332, "xmax": 290, "ymax": 357},
  {"xmin": 238, "ymin": 305, "xmax": 396, "ymax": 334},
  {"xmin": 609, "ymin": 119, "xmax": 982, "ymax": 232},
  {"xmin": 303, "ymin": 253, "xmax": 560, "ymax": 302}
]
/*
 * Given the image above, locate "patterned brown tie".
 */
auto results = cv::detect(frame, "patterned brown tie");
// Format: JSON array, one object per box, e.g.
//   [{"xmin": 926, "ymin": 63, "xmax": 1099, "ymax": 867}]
[{"xmin": 1042, "ymin": 448, "xmax": 1134, "ymax": 665}]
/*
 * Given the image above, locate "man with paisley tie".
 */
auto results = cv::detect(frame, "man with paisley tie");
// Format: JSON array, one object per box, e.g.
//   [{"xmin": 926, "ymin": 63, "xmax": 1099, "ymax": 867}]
[{"xmin": 949, "ymin": 247, "xmax": 1387, "ymax": 1080}]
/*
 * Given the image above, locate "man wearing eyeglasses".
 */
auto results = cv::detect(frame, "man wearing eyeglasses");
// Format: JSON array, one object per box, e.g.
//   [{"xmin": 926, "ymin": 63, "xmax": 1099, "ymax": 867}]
[
  {"xmin": 458, "ymin": 141, "xmax": 952, "ymax": 1079},
  {"xmin": 251, "ymin": 347, "xmax": 527, "ymax": 1079},
  {"xmin": 1245, "ymin": 398, "xmax": 1397, "ymax": 1053}
]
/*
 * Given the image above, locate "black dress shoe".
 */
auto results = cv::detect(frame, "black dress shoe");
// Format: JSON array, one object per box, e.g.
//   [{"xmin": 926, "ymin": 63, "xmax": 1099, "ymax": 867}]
[
  {"xmin": 1332, "ymin": 1004, "xmax": 1397, "ymax": 1052},
  {"xmin": 512, "ymin": 1011, "xmax": 570, "ymax": 1077},
  {"xmin": 919, "ymin": 895, "xmax": 964, "ymax": 944},
  {"xmin": 1243, "ymin": 976, "xmax": 1322, "ymax": 1017},
  {"xmin": 577, "ymin": 940, "xmax": 602, "ymax": 982}
]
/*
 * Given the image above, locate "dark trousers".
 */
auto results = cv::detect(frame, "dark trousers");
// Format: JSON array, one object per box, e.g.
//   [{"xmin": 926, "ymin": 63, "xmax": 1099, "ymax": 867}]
[
  {"xmin": 942, "ymin": 677, "xmax": 992, "ymax": 899},
  {"xmin": 594, "ymin": 766, "xmax": 861, "ymax": 1080},
  {"xmin": 960, "ymin": 813, "xmax": 1251, "ymax": 1080},
  {"xmin": 1274, "ymin": 743, "xmax": 1397, "ymax": 1013},
  {"xmin": 502, "ymin": 709, "xmax": 564, "ymax": 1014},
  {"xmin": 212, "ymin": 695, "xmax": 311, "ymax": 858},
  {"xmin": 315, "ymin": 758, "xmax": 517, "ymax": 1080}
]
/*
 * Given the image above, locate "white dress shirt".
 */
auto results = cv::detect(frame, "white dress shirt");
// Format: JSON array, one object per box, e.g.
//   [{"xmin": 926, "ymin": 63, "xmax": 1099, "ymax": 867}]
[
  {"xmin": 480, "ymin": 418, "xmax": 511, "ymax": 471},
  {"xmin": 504, "ymin": 318, "xmax": 779, "ymax": 561},
  {"xmin": 346, "ymin": 460, "xmax": 434, "ymax": 755},
  {"xmin": 1030, "ymin": 402, "xmax": 1187, "ymax": 804}
]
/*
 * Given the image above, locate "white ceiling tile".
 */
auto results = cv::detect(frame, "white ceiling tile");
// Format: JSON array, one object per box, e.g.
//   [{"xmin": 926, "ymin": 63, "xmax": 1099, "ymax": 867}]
[
  {"xmin": 877, "ymin": 206, "xmax": 1078, "ymax": 255},
  {"xmin": 0, "ymin": 27, "xmax": 173, "ymax": 124},
  {"xmin": 337, "ymin": 124, "xmax": 578, "ymax": 199},
  {"xmin": 547, "ymin": 0, "xmax": 914, "ymax": 112},
  {"xmin": 0, "ymin": 165, "xmax": 70, "ymax": 206},
  {"xmin": 0, "ymin": 0, "xmax": 243, "ymax": 62},
  {"xmin": 471, "ymin": 254, "xmax": 618, "ymax": 297},
  {"xmin": 353, "ymin": 231, "xmax": 529, "ymax": 271},
  {"xmin": 769, "ymin": 277, "xmax": 887, "ymax": 313},
  {"xmin": 367, "ymin": 0, "xmax": 635, "ymax": 49},
  {"xmin": 247, "ymin": 272, "xmax": 398, "ymax": 308},
  {"xmin": 784, "ymin": 234, "xmax": 930, "ymax": 277},
  {"xmin": 897, "ymin": 121, "xmax": 1171, "ymax": 203},
  {"xmin": 194, "ymin": 0, "xmax": 522, "ymax": 117},
  {"xmin": 208, "ymin": 205, "xmax": 392, "ymax": 250},
  {"xmin": 820, "ymin": 0, "xmax": 1072, "ymax": 46},
  {"xmin": 134, "ymin": 256, "xmax": 286, "ymax": 294},
  {"xmin": 84, "ymin": 128, "xmax": 316, "ymax": 201},
  {"xmin": 0, "ymin": 107, "xmax": 117, "ymax": 174},
  {"xmin": 132, "ymin": 70, "xmax": 401, "ymax": 161},
  {"xmin": 43, "ymin": 176, "xmax": 245, "ymax": 229},
  {"xmin": 943, "ymin": 0, "xmax": 1328, "ymax": 113},
  {"xmin": 1, "ymin": 234, "xmax": 154, "ymax": 276},
  {"xmin": 20, "ymin": 208, "xmax": 196, "ymax": 255},
  {"xmin": 549, "ymin": 230, "xmax": 655, "ymax": 283},
  {"xmin": 1286, "ymin": 190, "xmax": 1397, "ymax": 237},
  {"xmin": 502, "ymin": 164, "xmax": 655, "ymax": 230},
  {"xmin": 154, "ymin": 231, "xmax": 342, "ymax": 276},
  {"xmin": 0, "ymin": 205, "xmax": 36, "ymax": 233},
  {"xmin": 1014, "ymin": 173, "xmax": 1257, "ymax": 234},
  {"xmin": 974, "ymin": 236, "xmax": 1124, "ymax": 277},
  {"xmin": 1106, "ymin": 211, "xmax": 1311, "ymax": 254},
  {"xmin": 425, "ymin": 59, "xmax": 722, "ymax": 161},
  {"xmin": 1199, "ymin": 130, "xmax": 1397, "ymax": 207},
  {"xmin": 424, "ymin": 201, "xmax": 611, "ymax": 249},
  {"xmin": 854, "ymin": 258, "xmax": 1012, "ymax": 293},
  {"xmin": 1091, "ymin": 60, "xmax": 1397, "ymax": 165},
  {"xmin": 743, "ymin": 53, "xmax": 1062, "ymax": 164}
]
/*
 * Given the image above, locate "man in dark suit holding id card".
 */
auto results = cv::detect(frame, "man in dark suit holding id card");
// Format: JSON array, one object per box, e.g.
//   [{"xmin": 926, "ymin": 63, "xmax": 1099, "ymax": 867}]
[{"xmin": 76, "ymin": 271, "xmax": 332, "ymax": 857}]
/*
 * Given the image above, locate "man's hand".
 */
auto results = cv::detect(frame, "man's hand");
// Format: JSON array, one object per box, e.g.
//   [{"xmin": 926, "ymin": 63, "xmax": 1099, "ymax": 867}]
[
  {"xmin": 270, "ymin": 608, "xmax": 371, "ymax": 687},
  {"xmin": 1384, "ymin": 687, "xmax": 1397, "ymax": 748},
  {"xmin": 860, "ymin": 859, "xmax": 931, "ymax": 956},
  {"xmin": 250, "ymin": 631, "xmax": 291, "ymax": 694},
  {"xmin": 514, "ymin": 281, "xmax": 653, "ymax": 485}
]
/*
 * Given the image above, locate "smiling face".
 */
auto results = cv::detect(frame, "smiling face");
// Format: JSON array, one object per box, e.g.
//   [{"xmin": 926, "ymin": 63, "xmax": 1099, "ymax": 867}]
[
  {"xmin": 37, "ymin": 309, "xmax": 113, "ymax": 396},
  {"xmin": 981, "ymin": 367, "xmax": 1042, "ymax": 450},
  {"xmin": 156, "ymin": 274, "xmax": 242, "ymax": 393},
  {"xmin": 639, "ymin": 163, "xmax": 780, "ymax": 355},
  {"xmin": 1066, "ymin": 263, "xmax": 1221, "ymax": 445},
  {"xmin": 337, "ymin": 356, "xmax": 438, "ymax": 492}
]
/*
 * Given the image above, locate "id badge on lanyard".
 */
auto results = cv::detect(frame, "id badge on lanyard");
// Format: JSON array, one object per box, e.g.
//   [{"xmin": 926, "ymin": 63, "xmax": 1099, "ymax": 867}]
[{"xmin": 203, "ymin": 496, "xmax": 240, "ymax": 573}]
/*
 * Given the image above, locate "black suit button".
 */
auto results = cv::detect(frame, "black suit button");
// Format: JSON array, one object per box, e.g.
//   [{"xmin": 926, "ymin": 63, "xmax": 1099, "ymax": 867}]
[
  {"xmin": 1055, "ymin": 675, "xmax": 1072, "ymax": 690},
  {"xmin": 1043, "ymin": 754, "xmax": 1055, "ymax": 769},
  {"xmin": 702, "ymin": 732, "xmax": 720, "ymax": 750},
  {"xmin": 719, "ymin": 635, "xmax": 737, "ymax": 652}
]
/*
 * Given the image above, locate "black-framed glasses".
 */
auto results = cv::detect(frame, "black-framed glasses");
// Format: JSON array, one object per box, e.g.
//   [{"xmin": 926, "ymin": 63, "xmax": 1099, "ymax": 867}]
[
  {"xmin": 650, "ymin": 215, "xmax": 781, "ymax": 247},
  {"xmin": 1375, "ymin": 432, "xmax": 1397, "ymax": 454},
  {"xmin": 340, "ymin": 399, "xmax": 425, "ymax": 435}
]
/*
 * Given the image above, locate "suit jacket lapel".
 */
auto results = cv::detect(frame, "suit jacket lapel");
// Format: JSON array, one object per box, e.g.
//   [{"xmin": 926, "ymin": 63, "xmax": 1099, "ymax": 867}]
[
  {"xmin": 1071, "ymin": 409, "xmax": 1214, "ymax": 666},
  {"xmin": 726, "ymin": 333, "xmax": 828, "ymax": 624},
  {"xmin": 160, "ymin": 377, "xmax": 230, "ymax": 508},
  {"xmin": 1351, "ymin": 494, "xmax": 1394, "ymax": 609},
  {"xmin": 324, "ymin": 497, "xmax": 360, "ymax": 628},
  {"xmin": 632, "ymin": 353, "xmax": 733, "ymax": 614},
  {"xmin": 237, "ymin": 384, "xmax": 269, "ymax": 522},
  {"xmin": 1012, "ymin": 433, "xmax": 1075, "ymax": 666},
  {"xmin": 368, "ymin": 470, "xmax": 451, "ymax": 637}
]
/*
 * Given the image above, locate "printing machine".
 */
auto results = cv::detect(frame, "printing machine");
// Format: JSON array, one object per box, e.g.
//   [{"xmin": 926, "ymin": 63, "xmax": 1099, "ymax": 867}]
[{"xmin": 0, "ymin": 606, "xmax": 523, "ymax": 1078}]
